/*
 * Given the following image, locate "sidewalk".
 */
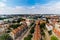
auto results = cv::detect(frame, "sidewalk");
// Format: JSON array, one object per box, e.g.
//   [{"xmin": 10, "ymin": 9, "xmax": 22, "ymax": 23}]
[{"xmin": 44, "ymin": 30, "xmax": 50, "ymax": 40}]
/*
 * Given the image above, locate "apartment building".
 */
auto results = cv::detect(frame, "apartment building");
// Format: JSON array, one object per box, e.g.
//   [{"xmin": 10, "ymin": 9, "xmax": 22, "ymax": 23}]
[{"xmin": 9, "ymin": 23, "xmax": 28, "ymax": 40}]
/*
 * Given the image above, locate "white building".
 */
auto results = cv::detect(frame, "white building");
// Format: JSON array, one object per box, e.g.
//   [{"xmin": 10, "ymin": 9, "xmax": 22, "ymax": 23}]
[
  {"xmin": 3, "ymin": 19, "xmax": 9, "ymax": 21},
  {"xmin": 46, "ymin": 23, "xmax": 53, "ymax": 31},
  {"xmin": 0, "ymin": 24, "xmax": 9, "ymax": 33},
  {"xmin": 26, "ymin": 19, "xmax": 30, "ymax": 27}
]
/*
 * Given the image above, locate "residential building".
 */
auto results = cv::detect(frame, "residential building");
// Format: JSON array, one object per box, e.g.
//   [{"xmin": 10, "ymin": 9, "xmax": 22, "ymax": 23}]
[{"xmin": 9, "ymin": 23, "xmax": 28, "ymax": 40}]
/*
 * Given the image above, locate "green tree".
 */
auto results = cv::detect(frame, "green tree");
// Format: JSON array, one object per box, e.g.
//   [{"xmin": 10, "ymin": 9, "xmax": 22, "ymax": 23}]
[
  {"xmin": 17, "ymin": 18, "xmax": 25, "ymax": 23},
  {"xmin": 40, "ymin": 23, "xmax": 45, "ymax": 29},
  {"xmin": 30, "ymin": 22, "xmax": 34, "ymax": 26},
  {"xmin": 12, "ymin": 20, "xmax": 16, "ymax": 23},
  {"xmin": 24, "ymin": 37, "xmax": 28, "ymax": 40},
  {"xmin": 0, "ymin": 33, "xmax": 12, "ymax": 40},
  {"xmin": 40, "ymin": 29, "xmax": 45, "ymax": 36},
  {"xmin": 10, "ymin": 24, "xmax": 20, "ymax": 29},
  {"xmin": 50, "ymin": 35, "xmax": 59, "ymax": 40},
  {"xmin": 30, "ymin": 27, "xmax": 34, "ymax": 34},
  {"xmin": 17, "ymin": 18, "xmax": 22, "ymax": 23},
  {"xmin": 24, "ymin": 34, "xmax": 32, "ymax": 40}
]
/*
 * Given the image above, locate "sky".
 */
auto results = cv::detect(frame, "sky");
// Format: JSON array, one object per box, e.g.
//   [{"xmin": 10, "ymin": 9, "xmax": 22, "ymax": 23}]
[{"xmin": 0, "ymin": 0, "xmax": 60, "ymax": 14}]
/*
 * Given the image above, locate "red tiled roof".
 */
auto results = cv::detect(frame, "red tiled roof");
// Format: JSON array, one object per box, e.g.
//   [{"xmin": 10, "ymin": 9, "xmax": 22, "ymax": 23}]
[
  {"xmin": 32, "ymin": 20, "xmax": 41, "ymax": 40},
  {"xmin": 15, "ymin": 28, "xmax": 19, "ymax": 32},
  {"xmin": 11, "ymin": 23, "xmax": 27, "ymax": 34},
  {"xmin": 12, "ymin": 30, "xmax": 16, "ymax": 34},
  {"xmin": 17, "ymin": 26, "xmax": 21, "ymax": 30}
]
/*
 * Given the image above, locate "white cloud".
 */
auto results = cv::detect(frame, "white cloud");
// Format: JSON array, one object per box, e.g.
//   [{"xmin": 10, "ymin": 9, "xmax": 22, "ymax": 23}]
[
  {"xmin": 29, "ymin": 1, "xmax": 60, "ymax": 14},
  {"xmin": 0, "ymin": 2, "xmax": 6, "ymax": 7},
  {"xmin": 0, "ymin": 1, "xmax": 60, "ymax": 14}
]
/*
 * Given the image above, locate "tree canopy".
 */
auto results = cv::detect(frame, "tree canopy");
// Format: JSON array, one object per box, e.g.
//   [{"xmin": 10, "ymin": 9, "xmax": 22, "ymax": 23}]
[
  {"xmin": 50, "ymin": 35, "xmax": 59, "ymax": 40},
  {"xmin": 0, "ymin": 33, "xmax": 12, "ymax": 40}
]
